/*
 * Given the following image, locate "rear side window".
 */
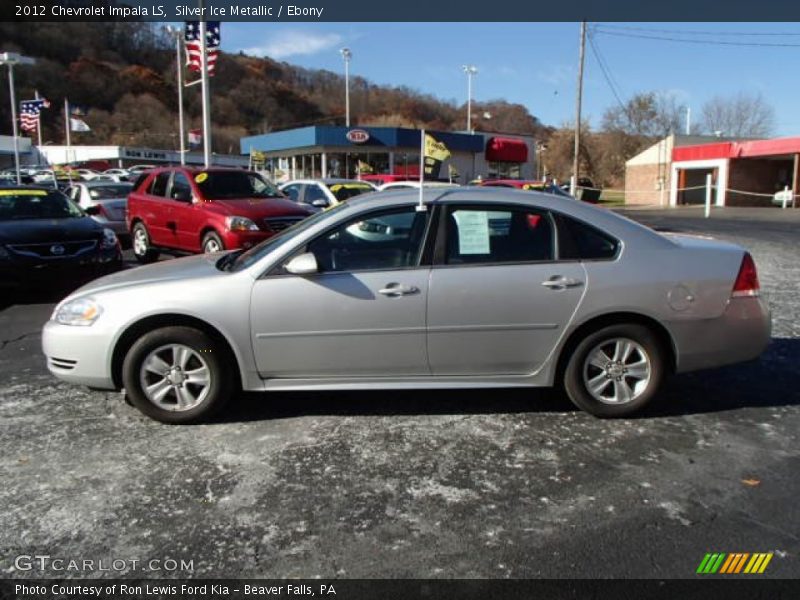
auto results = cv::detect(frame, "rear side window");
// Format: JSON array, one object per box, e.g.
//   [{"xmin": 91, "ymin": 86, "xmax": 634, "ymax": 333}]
[
  {"xmin": 556, "ymin": 213, "xmax": 619, "ymax": 260},
  {"xmin": 148, "ymin": 172, "xmax": 171, "ymax": 197},
  {"xmin": 445, "ymin": 206, "xmax": 554, "ymax": 265},
  {"xmin": 132, "ymin": 173, "xmax": 149, "ymax": 191}
]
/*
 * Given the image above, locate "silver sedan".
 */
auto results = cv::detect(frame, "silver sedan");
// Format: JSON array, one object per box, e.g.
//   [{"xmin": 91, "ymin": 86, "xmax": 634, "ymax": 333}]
[{"xmin": 42, "ymin": 188, "xmax": 771, "ymax": 423}]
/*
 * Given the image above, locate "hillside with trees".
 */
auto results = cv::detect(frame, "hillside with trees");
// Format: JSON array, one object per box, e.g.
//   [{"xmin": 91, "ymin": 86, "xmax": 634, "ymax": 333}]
[{"xmin": 0, "ymin": 22, "xmax": 547, "ymax": 156}]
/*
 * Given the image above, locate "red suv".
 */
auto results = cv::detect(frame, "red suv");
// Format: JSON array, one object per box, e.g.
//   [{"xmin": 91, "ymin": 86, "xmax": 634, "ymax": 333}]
[{"xmin": 127, "ymin": 167, "xmax": 313, "ymax": 262}]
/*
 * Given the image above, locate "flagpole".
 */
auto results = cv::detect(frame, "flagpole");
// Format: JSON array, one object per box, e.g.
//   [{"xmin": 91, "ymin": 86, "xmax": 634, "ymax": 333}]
[
  {"xmin": 417, "ymin": 129, "xmax": 425, "ymax": 211},
  {"xmin": 175, "ymin": 32, "xmax": 186, "ymax": 166},
  {"xmin": 64, "ymin": 98, "xmax": 73, "ymax": 181},
  {"xmin": 34, "ymin": 90, "xmax": 42, "ymax": 150},
  {"xmin": 198, "ymin": 5, "xmax": 212, "ymax": 168}
]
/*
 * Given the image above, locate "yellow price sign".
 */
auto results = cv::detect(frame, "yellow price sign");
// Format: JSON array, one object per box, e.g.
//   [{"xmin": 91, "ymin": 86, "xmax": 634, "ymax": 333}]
[
  {"xmin": 0, "ymin": 189, "xmax": 47, "ymax": 196},
  {"xmin": 195, "ymin": 172, "xmax": 209, "ymax": 184}
]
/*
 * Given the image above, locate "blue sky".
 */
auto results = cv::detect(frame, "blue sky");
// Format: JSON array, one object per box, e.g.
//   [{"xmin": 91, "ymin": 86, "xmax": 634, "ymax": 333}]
[{"xmin": 217, "ymin": 22, "xmax": 800, "ymax": 136}]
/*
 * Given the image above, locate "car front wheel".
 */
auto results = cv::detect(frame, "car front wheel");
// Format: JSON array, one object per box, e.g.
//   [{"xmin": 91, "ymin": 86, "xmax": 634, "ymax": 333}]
[
  {"xmin": 132, "ymin": 223, "xmax": 159, "ymax": 263},
  {"xmin": 122, "ymin": 326, "xmax": 233, "ymax": 424},
  {"xmin": 564, "ymin": 324, "xmax": 665, "ymax": 417},
  {"xmin": 202, "ymin": 231, "xmax": 224, "ymax": 254}
]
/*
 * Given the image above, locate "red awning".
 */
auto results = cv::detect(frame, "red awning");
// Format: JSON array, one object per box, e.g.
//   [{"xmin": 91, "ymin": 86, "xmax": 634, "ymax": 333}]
[{"xmin": 486, "ymin": 137, "xmax": 528, "ymax": 163}]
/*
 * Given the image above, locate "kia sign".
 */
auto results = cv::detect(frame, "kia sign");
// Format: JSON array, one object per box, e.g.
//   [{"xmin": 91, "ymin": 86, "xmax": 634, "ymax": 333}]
[{"xmin": 346, "ymin": 129, "xmax": 370, "ymax": 144}]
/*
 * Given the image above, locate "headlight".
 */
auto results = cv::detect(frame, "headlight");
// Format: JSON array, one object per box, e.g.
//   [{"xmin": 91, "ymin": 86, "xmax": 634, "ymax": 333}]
[
  {"xmin": 100, "ymin": 228, "xmax": 118, "ymax": 249},
  {"xmin": 225, "ymin": 216, "xmax": 259, "ymax": 232},
  {"xmin": 53, "ymin": 297, "xmax": 103, "ymax": 326}
]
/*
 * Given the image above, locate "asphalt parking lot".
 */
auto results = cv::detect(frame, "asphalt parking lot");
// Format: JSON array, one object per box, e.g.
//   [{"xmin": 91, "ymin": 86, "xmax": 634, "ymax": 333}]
[{"xmin": 1, "ymin": 206, "xmax": 798, "ymax": 579}]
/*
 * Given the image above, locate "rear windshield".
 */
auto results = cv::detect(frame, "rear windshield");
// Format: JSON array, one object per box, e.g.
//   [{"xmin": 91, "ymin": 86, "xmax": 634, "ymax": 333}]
[
  {"xmin": 195, "ymin": 171, "xmax": 282, "ymax": 200},
  {"xmin": 327, "ymin": 182, "xmax": 374, "ymax": 202},
  {"xmin": 0, "ymin": 190, "xmax": 84, "ymax": 221},
  {"xmin": 88, "ymin": 184, "xmax": 132, "ymax": 199}
]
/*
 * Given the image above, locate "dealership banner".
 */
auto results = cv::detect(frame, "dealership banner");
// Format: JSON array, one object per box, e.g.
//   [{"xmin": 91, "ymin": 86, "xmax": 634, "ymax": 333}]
[
  {"xmin": 3, "ymin": 579, "xmax": 800, "ymax": 600},
  {"xmin": 6, "ymin": 0, "xmax": 799, "ymax": 21}
]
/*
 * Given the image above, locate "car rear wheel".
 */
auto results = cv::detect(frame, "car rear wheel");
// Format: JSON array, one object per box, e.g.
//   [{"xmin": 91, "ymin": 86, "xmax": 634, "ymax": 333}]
[
  {"xmin": 132, "ymin": 223, "xmax": 159, "ymax": 263},
  {"xmin": 564, "ymin": 324, "xmax": 665, "ymax": 417},
  {"xmin": 202, "ymin": 232, "xmax": 224, "ymax": 254},
  {"xmin": 122, "ymin": 326, "xmax": 233, "ymax": 424}
]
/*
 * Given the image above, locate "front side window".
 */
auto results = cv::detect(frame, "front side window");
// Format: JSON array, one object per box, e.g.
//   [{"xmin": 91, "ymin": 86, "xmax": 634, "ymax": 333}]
[
  {"xmin": 304, "ymin": 185, "xmax": 328, "ymax": 205},
  {"xmin": 169, "ymin": 173, "xmax": 193, "ymax": 200},
  {"xmin": 282, "ymin": 184, "xmax": 302, "ymax": 202},
  {"xmin": 307, "ymin": 206, "xmax": 429, "ymax": 273},
  {"xmin": 445, "ymin": 206, "xmax": 554, "ymax": 265}
]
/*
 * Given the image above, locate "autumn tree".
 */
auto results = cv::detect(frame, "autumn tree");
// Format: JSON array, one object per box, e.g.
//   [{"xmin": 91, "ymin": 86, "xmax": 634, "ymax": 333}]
[{"xmin": 699, "ymin": 92, "xmax": 774, "ymax": 138}]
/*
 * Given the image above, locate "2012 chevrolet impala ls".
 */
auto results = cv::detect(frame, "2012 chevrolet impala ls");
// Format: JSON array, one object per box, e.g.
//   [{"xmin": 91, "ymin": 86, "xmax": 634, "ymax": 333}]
[{"xmin": 43, "ymin": 188, "xmax": 771, "ymax": 423}]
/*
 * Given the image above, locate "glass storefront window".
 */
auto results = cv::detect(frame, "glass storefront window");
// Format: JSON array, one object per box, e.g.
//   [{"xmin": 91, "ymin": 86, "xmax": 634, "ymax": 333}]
[{"xmin": 488, "ymin": 161, "xmax": 522, "ymax": 179}]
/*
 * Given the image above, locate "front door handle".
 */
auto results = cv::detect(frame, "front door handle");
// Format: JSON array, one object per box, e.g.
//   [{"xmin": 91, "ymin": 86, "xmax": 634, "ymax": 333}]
[
  {"xmin": 542, "ymin": 276, "xmax": 583, "ymax": 289},
  {"xmin": 378, "ymin": 283, "xmax": 420, "ymax": 297}
]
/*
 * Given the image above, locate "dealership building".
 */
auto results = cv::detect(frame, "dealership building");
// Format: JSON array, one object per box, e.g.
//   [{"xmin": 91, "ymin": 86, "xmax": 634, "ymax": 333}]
[
  {"xmin": 34, "ymin": 145, "xmax": 249, "ymax": 170},
  {"xmin": 240, "ymin": 126, "xmax": 539, "ymax": 183},
  {"xmin": 0, "ymin": 135, "xmax": 32, "ymax": 170},
  {"xmin": 625, "ymin": 134, "xmax": 799, "ymax": 207}
]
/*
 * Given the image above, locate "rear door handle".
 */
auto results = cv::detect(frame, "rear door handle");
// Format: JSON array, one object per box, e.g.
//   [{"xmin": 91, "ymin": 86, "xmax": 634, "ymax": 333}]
[
  {"xmin": 542, "ymin": 277, "xmax": 583, "ymax": 289},
  {"xmin": 378, "ymin": 283, "xmax": 419, "ymax": 297}
]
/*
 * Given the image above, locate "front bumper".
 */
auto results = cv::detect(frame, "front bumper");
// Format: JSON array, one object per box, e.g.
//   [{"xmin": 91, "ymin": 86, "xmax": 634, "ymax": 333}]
[
  {"xmin": 670, "ymin": 296, "xmax": 772, "ymax": 373},
  {"xmin": 42, "ymin": 319, "xmax": 117, "ymax": 389},
  {"xmin": 0, "ymin": 250, "xmax": 122, "ymax": 290},
  {"xmin": 221, "ymin": 229, "xmax": 273, "ymax": 250}
]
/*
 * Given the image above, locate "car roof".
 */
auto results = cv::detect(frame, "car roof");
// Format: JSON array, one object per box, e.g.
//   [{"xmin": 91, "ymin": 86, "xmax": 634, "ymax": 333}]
[{"xmin": 82, "ymin": 179, "xmax": 133, "ymax": 187}]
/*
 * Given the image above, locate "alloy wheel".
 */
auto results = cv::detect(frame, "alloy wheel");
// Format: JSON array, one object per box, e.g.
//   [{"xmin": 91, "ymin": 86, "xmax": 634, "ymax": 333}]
[{"xmin": 582, "ymin": 337, "xmax": 652, "ymax": 405}]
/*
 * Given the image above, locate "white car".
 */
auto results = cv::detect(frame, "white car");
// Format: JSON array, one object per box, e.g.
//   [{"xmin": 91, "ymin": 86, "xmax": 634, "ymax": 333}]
[
  {"xmin": 103, "ymin": 168, "xmax": 132, "ymax": 181},
  {"xmin": 280, "ymin": 179, "xmax": 376, "ymax": 211}
]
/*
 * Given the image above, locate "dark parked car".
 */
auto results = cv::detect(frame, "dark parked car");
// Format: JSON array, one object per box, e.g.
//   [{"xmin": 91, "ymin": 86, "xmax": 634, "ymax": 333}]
[
  {"xmin": 127, "ymin": 167, "xmax": 314, "ymax": 261},
  {"xmin": 0, "ymin": 186, "xmax": 122, "ymax": 291}
]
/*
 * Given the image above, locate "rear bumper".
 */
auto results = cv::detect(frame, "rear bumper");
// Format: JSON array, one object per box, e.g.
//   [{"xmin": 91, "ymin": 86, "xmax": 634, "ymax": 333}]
[{"xmin": 669, "ymin": 296, "xmax": 771, "ymax": 373}]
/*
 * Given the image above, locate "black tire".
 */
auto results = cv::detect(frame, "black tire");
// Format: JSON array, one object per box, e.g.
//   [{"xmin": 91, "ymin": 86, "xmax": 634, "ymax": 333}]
[
  {"xmin": 202, "ymin": 231, "xmax": 225, "ymax": 254},
  {"xmin": 131, "ymin": 222, "xmax": 160, "ymax": 264},
  {"xmin": 563, "ymin": 324, "xmax": 666, "ymax": 418},
  {"xmin": 122, "ymin": 326, "xmax": 233, "ymax": 424}
]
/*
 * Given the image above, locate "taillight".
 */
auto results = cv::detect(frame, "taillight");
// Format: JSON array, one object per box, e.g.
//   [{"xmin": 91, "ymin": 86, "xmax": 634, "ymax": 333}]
[{"xmin": 731, "ymin": 253, "xmax": 760, "ymax": 298}]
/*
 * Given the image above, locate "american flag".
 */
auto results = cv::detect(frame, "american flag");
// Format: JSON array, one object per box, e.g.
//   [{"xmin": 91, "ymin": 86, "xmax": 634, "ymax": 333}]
[
  {"xmin": 20, "ymin": 98, "xmax": 50, "ymax": 133},
  {"xmin": 185, "ymin": 21, "xmax": 220, "ymax": 76}
]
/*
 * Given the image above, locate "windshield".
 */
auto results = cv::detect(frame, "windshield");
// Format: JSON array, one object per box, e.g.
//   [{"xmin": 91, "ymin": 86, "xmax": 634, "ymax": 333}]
[
  {"xmin": 328, "ymin": 182, "xmax": 374, "ymax": 202},
  {"xmin": 0, "ymin": 189, "xmax": 84, "ymax": 221},
  {"xmin": 228, "ymin": 203, "xmax": 348, "ymax": 272},
  {"xmin": 195, "ymin": 171, "xmax": 282, "ymax": 200},
  {"xmin": 88, "ymin": 184, "xmax": 132, "ymax": 199}
]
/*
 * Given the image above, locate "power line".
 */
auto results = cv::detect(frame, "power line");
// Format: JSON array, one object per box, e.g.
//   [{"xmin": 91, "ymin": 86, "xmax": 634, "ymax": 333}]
[
  {"xmin": 596, "ymin": 24, "xmax": 800, "ymax": 37},
  {"xmin": 593, "ymin": 28, "xmax": 800, "ymax": 48},
  {"xmin": 587, "ymin": 29, "xmax": 628, "ymax": 114}
]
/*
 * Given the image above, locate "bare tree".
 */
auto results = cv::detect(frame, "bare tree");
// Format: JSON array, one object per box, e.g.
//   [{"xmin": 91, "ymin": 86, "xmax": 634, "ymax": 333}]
[
  {"xmin": 602, "ymin": 91, "xmax": 687, "ymax": 138},
  {"xmin": 700, "ymin": 92, "xmax": 774, "ymax": 138}
]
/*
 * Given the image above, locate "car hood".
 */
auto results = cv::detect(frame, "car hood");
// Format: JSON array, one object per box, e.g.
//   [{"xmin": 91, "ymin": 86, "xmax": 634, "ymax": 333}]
[
  {"xmin": 71, "ymin": 253, "xmax": 227, "ymax": 297},
  {"xmin": 209, "ymin": 197, "xmax": 312, "ymax": 218},
  {"xmin": 0, "ymin": 217, "xmax": 103, "ymax": 245}
]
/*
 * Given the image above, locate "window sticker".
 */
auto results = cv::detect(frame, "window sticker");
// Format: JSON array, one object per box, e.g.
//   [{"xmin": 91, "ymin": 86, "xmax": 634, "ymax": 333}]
[
  {"xmin": 454, "ymin": 210, "xmax": 490, "ymax": 254},
  {"xmin": 0, "ymin": 189, "xmax": 47, "ymax": 196},
  {"xmin": 194, "ymin": 172, "xmax": 208, "ymax": 184}
]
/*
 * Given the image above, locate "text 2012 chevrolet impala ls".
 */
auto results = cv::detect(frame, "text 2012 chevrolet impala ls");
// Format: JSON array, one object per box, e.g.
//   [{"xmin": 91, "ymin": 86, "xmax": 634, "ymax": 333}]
[{"xmin": 43, "ymin": 188, "xmax": 771, "ymax": 423}]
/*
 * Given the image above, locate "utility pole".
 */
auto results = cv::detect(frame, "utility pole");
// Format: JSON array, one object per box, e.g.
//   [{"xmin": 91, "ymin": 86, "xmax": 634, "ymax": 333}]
[
  {"xmin": 572, "ymin": 21, "xmax": 586, "ymax": 197},
  {"xmin": 462, "ymin": 65, "xmax": 477, "ymax": 133},
  {"xmin": 166, "ymin": 26, "xmax": 186, "ymax": 165},
  {"xmin": 685, "ymin": 106, "xmax": 691, "ymax": 136},
  {"xmin": 198, "ymin": 0, "xmax": 212, "ymax": 168}
]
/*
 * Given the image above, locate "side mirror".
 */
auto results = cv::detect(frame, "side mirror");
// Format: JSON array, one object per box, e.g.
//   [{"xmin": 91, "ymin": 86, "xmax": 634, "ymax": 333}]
[
  {"xmin": 311, "ymin": 199, "xmax": 329, "ymax": 208},
  {"xmin": 284, "ymin": 252, "xmax": 318, "ymax": 275},
  {"xmin": 84, "ymin": 205, "xmax": 101, "ymax": 216}
]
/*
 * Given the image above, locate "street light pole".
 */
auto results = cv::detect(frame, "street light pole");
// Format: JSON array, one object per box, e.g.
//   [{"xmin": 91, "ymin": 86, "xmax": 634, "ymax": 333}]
[
  {"xmin": 462, "ymin": 65, "xmax": 477, "ymax": 133},
  {"xmin": 1, "ymin": 52, "xmax": 36, "ymax": 184},
  {"xmin": 340, "ymin": 48, "xmax": 352, "ymax": 127},
  {"xmin": 166, "ymin": 26, "xmax": 186, "ymax": 165}
]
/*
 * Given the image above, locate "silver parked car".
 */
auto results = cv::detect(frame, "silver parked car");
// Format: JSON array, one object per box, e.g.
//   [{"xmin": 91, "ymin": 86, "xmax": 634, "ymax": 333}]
[
  {"xmin": 65, "ymin": 180, "xmax": 133, "ymax": 242},
  {"xmin": 42, "ymin": 188, "xmax": 771, "ymax": 423}
]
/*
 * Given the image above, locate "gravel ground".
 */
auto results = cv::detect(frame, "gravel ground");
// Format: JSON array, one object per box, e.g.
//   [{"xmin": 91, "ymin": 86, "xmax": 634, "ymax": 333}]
[{"xmin": 1, "ymin": 206, "xmax": 798, "ymax": 580}]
